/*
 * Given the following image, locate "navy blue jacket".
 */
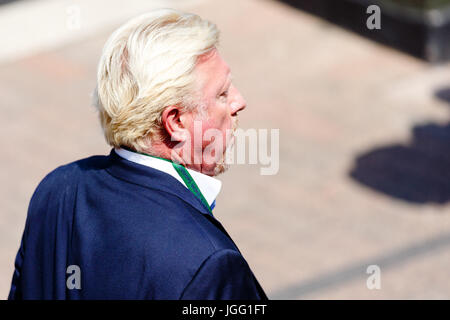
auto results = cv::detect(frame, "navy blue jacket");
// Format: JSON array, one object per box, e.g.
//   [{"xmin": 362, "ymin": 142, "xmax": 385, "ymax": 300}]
[{"xmin": 8, "ymin": 150, "xmax": 267, "ymax": 300}]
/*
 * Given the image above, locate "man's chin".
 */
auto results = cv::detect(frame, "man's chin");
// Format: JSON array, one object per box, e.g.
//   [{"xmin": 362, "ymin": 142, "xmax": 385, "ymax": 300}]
[
  {"xmin": 213, "ymin": 137, "xmax": 236, "ymax": 176},
  {"xmin": 213, "ymin": 161, "xmax": 230, "ymax": 176},
  {"xmin": 200, "ymin": 160, "xmax": 229, "ymax": 177}
]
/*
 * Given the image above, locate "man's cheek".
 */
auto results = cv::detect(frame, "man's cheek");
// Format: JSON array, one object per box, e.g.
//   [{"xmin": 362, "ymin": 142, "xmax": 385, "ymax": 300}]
[
  {"xmin": 201, "ymin": 116, "xmax": 229, "ymax": 148},
  {"xmin": 201, "ymin": 124, "xmax": 214, "ymax": 148}
]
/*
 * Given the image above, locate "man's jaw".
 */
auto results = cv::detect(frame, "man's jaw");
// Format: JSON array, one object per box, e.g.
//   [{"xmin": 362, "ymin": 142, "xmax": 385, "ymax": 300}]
[
  {"xmin": 168, "ymin": 118, "xmax": 239, "ymax": 176},
  {"xmin": 212, "ymin": 120, "xmax": 238, "ymax": 176}
]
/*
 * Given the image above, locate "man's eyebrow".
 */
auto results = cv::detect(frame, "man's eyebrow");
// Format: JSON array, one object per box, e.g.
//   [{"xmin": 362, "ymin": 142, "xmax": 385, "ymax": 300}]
[
  {"xmin": 223, "ymin": 73, "xmax": 233, "ymax": 89},
  {"xmin": 218, "ymin": 72, "xmax": 232, "ymax": 94}
]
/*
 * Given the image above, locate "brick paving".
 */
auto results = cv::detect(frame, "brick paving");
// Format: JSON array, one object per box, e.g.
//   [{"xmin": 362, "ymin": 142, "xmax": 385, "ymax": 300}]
[{"xmin": 1, "ymin": 0, "xmax": 450, "ymax": 299}]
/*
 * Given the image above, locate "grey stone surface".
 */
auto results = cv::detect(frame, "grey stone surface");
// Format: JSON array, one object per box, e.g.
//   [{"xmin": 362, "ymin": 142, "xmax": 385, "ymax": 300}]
[{"xmin": 0, "ymin": 0, "xmax": 449, "ymax": 299}]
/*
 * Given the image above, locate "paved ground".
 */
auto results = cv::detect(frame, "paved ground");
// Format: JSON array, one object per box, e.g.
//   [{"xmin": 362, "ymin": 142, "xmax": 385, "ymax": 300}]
[{"xmin": 1, "ymin": 0, "xmax": 450, "ymax": 299}]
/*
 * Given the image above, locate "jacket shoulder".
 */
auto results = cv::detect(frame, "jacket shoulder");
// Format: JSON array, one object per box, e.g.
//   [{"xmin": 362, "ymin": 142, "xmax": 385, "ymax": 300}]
[
  {"xmin": 32, "ymin": 155, "xmax": 107, "ymax": 193},
  {"xmin": 27, "ymin": 155, "xmax": 109, "ymax": 217},
  {"xmin": 40, "ymin": 155, "xmax": 108, "ymax": 183}
]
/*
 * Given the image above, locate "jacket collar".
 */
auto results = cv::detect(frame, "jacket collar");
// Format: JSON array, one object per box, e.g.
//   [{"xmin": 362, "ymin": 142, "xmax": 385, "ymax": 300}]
[
  {"xmin": 114, "ymin": 147, "xmax": 221, "ymax": 208},
  {"xmin": 105, "ymin": 149, "xmax": 213, "ymax": 216}
]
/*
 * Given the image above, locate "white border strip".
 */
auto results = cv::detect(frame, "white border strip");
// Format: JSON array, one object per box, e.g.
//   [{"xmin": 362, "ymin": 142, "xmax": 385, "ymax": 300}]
[{"xmin": 0, "ymin": 0, "xmax": 204, "ymax": 63}]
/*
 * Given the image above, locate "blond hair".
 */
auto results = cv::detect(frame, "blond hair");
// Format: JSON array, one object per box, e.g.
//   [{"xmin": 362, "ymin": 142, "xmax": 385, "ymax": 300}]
[{"xmin": 93, "ymin": 9, "xmax": 219, "ymax": 151}]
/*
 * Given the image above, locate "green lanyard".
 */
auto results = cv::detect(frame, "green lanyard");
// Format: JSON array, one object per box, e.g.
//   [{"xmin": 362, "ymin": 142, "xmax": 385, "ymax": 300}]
[{"xmin": 135, "ymin": 151, "xmax": 213, "ymax": 214}]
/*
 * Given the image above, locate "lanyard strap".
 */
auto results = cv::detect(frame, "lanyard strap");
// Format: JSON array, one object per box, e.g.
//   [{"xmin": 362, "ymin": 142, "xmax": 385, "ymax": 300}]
[{"xmin": 133, "ymin": 150, "xmax": 213, "ymax": 214}]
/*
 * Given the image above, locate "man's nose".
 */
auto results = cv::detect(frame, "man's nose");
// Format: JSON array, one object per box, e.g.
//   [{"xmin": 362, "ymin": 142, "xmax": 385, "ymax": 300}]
[{"xmin": 230, "ymin": 86, "xmax": 246, "ymax": 116}]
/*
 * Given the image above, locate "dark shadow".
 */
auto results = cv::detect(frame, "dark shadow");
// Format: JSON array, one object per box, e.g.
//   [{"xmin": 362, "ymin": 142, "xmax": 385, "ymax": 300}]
[
  {"xmin": 349, "ymin": 88, "xmax": 450, "ymax": 204},
  {"xmin": 277, "ymin": 0, "xmax": 450, "ymax": 62},
  {"xmin": 435, "ymin": 86, "xmax": 450, "ymax": 104},
  {"xmin": 271, "ymin": 89, "xmax": 450, "ymax": 299},
  {"xmin": 0, "ymin": 0, "xmax": 21, "ymax": 5}
]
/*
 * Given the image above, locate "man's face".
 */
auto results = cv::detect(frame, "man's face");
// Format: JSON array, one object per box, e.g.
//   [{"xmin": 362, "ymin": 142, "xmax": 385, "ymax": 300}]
[{"xmin": 187, "ymin": 49, "xmax": 246, "ymax": 176}]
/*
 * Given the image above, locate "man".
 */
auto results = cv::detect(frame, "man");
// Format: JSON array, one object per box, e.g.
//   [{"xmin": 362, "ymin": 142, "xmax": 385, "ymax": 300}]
[{"xmin": 8, "ymin": 9, "xmax": 267, "ymax": 300}]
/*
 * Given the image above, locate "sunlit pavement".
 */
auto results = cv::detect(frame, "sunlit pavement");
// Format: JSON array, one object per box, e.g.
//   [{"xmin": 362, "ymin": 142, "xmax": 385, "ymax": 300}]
[{"xmin": 1, "ymin": 0, "xmax": 449, "ymax": 299}]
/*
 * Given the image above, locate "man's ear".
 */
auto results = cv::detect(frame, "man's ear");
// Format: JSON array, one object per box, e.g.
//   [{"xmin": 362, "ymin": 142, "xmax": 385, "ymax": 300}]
[{"xmin": 161, "ymin": 105, "xmax": 190, "ymax": 142}]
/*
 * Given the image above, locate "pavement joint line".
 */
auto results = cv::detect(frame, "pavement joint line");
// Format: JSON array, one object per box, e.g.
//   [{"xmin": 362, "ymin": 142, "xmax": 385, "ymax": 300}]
[{"xmin": 270, "ymin": 230, "xmax": 450, "ymax": 299}]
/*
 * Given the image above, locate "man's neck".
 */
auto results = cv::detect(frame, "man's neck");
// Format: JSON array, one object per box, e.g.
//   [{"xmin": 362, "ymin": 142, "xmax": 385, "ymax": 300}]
[{"xmin": 140, "ymin": 142, "xmax": 206, "ymax": 176}]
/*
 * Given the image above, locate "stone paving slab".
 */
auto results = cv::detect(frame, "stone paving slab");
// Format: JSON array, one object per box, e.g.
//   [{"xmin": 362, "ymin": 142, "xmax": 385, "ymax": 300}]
[{"xmin": 0, "ymin": 0, "xmax": 449, "ymax": 299}]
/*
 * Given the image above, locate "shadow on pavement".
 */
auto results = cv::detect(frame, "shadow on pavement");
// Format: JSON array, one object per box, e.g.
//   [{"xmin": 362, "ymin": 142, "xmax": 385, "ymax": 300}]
[
  {"xmin": 276, "ymin": 0, "xmax": 450, "ymax": 62},
  {"xmin": 0, "ymin": 0, "xmax": 20, "ymax": 5},
  {"xmin": 349, "ymin": 88, "xmax": 450, "ymax": 205}
]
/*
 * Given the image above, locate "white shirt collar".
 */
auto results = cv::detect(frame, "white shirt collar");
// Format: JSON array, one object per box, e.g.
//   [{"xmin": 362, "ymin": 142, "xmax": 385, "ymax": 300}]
[{"xmin": 114, "ymin": 148, "xmax": 222, "ymax": 207}]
